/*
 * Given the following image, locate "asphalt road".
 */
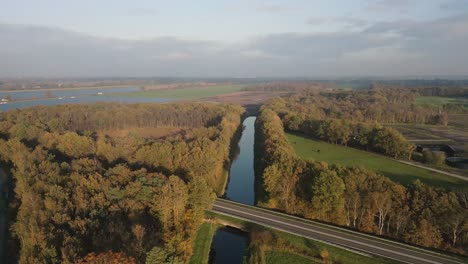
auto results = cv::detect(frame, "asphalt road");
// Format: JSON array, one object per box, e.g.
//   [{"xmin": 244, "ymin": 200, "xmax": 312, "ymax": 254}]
[{"xmin": 212, "ymin": 199, "xmax": 465, "ymax": 264}]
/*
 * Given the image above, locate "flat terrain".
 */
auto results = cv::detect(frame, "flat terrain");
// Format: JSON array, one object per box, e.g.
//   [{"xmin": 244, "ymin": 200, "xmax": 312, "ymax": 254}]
[
  {"xmin": 265, "ymin": 251, "xmax": 319, "ymax": 264},
  {"xmin": 0, "ymin": 85, "xmax": 137, "ymax": 93},
  {"xmin": 388, "ymin": 114, "xmax": 468, "ymax": 161},
  {"xmin": 200, "ymin": 90, "xmax": 289, "ymax": 105},
  {"xmin": 416, "ymin": 96, "xmax": 468, "ymax": 108},
  {"xmin": 286, "ymin": 133, "xmax": 468, "ymax": 190},
  {"xmin": 116, "ymin": 84, "xmax": 245, "ymax": 99},
  {"xmin": 201, "ymin": 90, "xmax": 289, "ymax": 114}
]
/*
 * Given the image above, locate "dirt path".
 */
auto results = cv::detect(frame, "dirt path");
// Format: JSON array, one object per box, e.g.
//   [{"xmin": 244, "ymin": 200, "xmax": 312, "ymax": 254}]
[{"xmin": 397, "ymin": 160, "xmax": 468, "ymax": 182}]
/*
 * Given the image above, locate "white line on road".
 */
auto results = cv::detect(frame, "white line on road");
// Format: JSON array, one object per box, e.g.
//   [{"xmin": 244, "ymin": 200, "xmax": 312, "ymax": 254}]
[{"xmin": 213, "ymin": 204, "xmax": 463, "ymax": 264}]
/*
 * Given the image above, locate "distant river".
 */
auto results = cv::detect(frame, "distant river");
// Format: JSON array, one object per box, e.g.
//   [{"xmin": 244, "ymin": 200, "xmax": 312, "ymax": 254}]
[
  {"xmin": 0, "ymin": 87, "xmax": 140, "ymax": 101},
  {"xmin": 0, "ymin": 87, "xmax": 174, "ymax": 111}
]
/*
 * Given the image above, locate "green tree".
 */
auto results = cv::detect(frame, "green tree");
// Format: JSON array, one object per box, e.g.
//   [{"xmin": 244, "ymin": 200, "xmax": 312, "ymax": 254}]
[
  {"xmin": 310, "ymin": 171, "xmax": 345, "ymax": 223},
  {"xmin": 146, "ymin": 246, "xmax": 168, "ymax": 264}
]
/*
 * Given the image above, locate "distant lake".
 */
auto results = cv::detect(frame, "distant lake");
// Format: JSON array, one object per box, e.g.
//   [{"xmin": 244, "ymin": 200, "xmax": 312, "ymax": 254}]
[
  {"xmin": 0, "ymin": 87, "xmax": 174, "ymax": 111},
  {"xmin": 0, "ymin": 86, "xmax": 141, "ymax": 101}
]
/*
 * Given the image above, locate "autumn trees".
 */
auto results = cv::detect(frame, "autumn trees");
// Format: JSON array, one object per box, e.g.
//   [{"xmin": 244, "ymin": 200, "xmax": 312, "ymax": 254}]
[
  {"xmin": 0, "ymin": 102, "xmax": 244, "ymax": 263},
  {"xmin": 255, "ymin": 106, "xmax": 467, "ymax": 255},
  {"xmin": 266, "ymin": 90, "xmax": 420, "ymax": 159}
]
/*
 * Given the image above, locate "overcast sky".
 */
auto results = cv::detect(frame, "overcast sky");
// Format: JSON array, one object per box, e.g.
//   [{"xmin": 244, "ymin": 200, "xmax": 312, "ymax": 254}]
[{"xmin": 1, "ymin": 0, "xmax": 468, "ymax": 78}]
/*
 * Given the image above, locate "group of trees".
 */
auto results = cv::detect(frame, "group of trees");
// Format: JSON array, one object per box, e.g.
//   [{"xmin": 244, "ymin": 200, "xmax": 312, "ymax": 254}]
[
  {"xmin": 284, "ymin": 115, "xmax": 415, "ymax": 159},
  {"xmin": 255, "ymin": 107, "xmax": 467, "ymax": 254},
  {"xmin": 265, "ymin": 88, "xmax": 449, "ymax": 125},
  {"xmin": 0, "ymin": 102, "xmax": 244, "ymax": 263},
  {"xmin": 264, "ymin": 90, "xmax": 419, "ymax": 159}
]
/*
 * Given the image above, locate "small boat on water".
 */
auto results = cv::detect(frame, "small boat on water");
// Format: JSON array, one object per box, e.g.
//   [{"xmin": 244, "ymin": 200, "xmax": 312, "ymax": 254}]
[{"xmin": 97, "ymin": 92, "xmax": 103, "ymax": 95}]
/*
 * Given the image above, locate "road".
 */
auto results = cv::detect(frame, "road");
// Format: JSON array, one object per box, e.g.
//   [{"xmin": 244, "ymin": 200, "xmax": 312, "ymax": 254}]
[{"xmin": 212, "ymin": 199, "xmax": 465, "ymax": 264}]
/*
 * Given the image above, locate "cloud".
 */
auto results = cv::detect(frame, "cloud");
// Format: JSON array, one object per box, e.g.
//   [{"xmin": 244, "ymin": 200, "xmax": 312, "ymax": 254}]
[
  {"xmin": 439, "ymin": 0, "xmax": 468, "ymax": 11},
  {"xmin": 365, "ymin": 0, "xmax": 413, "ymax": 12},
  {"xmin": 248, "ymin": 31, "xmax": 395, "ymax": 59},
  {"xmin": 1, "ymin": 13, "xmax": 468, "ymax": 77},
  {"xmin": 306, "ymin": 18, "xmax": 328, "ymax": 25},
  {"xmin": 256, "ymin": 4, "xmax": 297, "ymax": 13},
  {"xmin": 127, "ymin": 8, "xmax": 158, "ymax": 16}
]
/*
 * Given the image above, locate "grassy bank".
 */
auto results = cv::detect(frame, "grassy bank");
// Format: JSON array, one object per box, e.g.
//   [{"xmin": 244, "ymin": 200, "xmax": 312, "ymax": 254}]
[
  {"xmin": 286, "ymin": 133, "xmax": 468, "ymax": 190},
  {"xmin": 270, "ymin": 231, "xmax": 397, "ymax": 264},
  {"xmin": 116, "ymin": 84, "xmax": 245, "ymax": 99},
  {"xmin": 265, "ymin": 251, "xmax": 320, "ymax": 264},
  {"xmin": 189, "ymin": 222, "xmax": 218, "ymax": 264}
]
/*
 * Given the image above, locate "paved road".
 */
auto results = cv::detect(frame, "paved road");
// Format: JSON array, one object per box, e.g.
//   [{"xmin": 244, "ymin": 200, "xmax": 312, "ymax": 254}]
[{"xmin": 212, "ymin": 199, "xmax": 465, "ymax": 264}]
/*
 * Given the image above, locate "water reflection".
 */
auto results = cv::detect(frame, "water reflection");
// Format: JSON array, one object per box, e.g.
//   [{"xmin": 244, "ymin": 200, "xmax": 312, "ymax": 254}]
[
  {"xmin": 209, "ymin": 227, "xmax": 248, "ymax": 264},
  {"xmin": 225, "ymin": 116, "xmax": 256, "ymax": 205}
]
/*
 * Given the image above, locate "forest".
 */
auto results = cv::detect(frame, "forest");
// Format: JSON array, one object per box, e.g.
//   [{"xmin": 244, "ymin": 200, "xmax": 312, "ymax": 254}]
[
  {"xmin": 0, "ymin": 102, "xmax": 244, "ymax": 263},
  {"xmin": 255, "ymin": 105, "xmax": 468, "ymax": 255},
  {"xmin": 260, "ymin": 88, "xmax": 461, "ymax": 160}
]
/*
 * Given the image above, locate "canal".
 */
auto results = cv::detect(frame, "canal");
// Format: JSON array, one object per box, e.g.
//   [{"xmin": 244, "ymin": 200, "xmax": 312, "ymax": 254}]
[{"xmin": 209, "ymin": 116, "xmax": 256, "ymax": 264}]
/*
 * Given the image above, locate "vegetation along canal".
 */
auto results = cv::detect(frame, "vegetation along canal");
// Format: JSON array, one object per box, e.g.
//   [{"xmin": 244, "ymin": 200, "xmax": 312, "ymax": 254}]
[{"xmin": 209, "ymin": 116, "xmax": 256, "ymax": 263}]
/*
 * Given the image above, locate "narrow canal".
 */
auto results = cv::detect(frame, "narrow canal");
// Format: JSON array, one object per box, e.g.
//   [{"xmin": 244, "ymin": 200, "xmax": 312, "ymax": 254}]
[
  {"xmin": 225, "ymin": 116, "xmax": 256, "ymax": 205},
  {"xmin": 209, "ymin": 116, "xmax": 256, "ymax": 264}
]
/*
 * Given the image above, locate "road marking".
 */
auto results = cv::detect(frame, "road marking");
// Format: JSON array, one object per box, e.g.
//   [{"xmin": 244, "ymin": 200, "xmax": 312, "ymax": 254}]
[
  {"xmin": 213, "ymin": 204, "xmax": 464, "ymax": 264},
  {"xmin": 216, "ymin": 198, "xmax": 462, "ymax": 261}
]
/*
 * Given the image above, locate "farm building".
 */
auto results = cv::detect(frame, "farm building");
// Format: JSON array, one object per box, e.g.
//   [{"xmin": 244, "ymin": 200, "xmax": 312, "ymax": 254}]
[
  {"xmin": 446, "ymin": 157, "xmax": 468, "ymax": 169},
  {"xmin": 440, "ymin": 145, "xmax": 464, "ymax": 157}
]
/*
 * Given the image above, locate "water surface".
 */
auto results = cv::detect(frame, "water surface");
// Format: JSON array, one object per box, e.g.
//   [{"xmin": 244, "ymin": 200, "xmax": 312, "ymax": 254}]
[
  {"xmin": 225, "ymin": 116, "xmax": 256, "ymax": 205},
  {"xmin": 0, "ymin": 86, "xmax": 140, "ymax": 101},
  {"xmin": 210, "ymin": 116, "xmax": 256, "ymax": 264},
  {"xmin": 0, "ymin": 93, "xmax": 173, "ymax": 111},
  {"xmin": 210, "ymin": 228, "xmax": 248, "ymax": 264}
]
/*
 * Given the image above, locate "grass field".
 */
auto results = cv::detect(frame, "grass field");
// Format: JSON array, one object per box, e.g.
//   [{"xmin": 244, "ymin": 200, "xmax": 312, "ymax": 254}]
[
  {"xmin": 116, "ymin": 84, "xmax": 245, "ymax": 99},
  {"xmin": 416, "ymin": 96, "xmax": 468, "ymax": 108},
  {"xmin": 386, "ymin": 124, "xmax": 447, "ymax": 141},
  {"xmin": 272, "ymin": 231, "xmax": 397, "ymax": 264},
  {"xmin": 265, "ymin": 251, "xmax": 320, "ymax": 264},
  {"xmin": 286, "ymin": 133, "xmax": 468, "ymax": 190},
  {"xmin": 189, "ymin": 222, "xmax": 218, "ymax": 264}
]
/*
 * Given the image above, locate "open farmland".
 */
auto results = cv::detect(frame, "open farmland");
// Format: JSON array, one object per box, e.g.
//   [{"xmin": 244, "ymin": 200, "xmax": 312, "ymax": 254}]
[
  {"xmin": 286, "ymin": 133, "xmax": 468, "ymax": 190},
  {"xmin": 388, "ymin": 114, "xmax": 468, "ymax": 156},
  {"xmin": 416, "ymin": 96, "xmax": 468, "ymax": 108},
  {"xmin": 116, "ymin": 84, "xmax": 246, "ymax": 99}
]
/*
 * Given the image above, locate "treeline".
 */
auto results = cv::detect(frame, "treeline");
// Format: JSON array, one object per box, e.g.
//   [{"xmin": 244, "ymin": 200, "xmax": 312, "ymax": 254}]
[
  {"xmin": 256, "ymin": 108, "xmax": 467, "ymax": 255},
  {"xmin": 372, "ymin": 83, "xmax": 468, "ymax": 97},
  {"xmin": 265, "ymin": 88, "xmax": 448, "ymax": 125},
  {"xmin": 263, "ymin": 90, "xmax": 420, "ymax": 159},
  {"xmin": 244, "ymin": 82, "xmax": 328, "ymax": 93},
  {"xmin": 0, "ymin": 103, "xmax": 227, "ymax": 135},
  {"xmin": 0, "ymin": 103, "xmax": 244, "ymax": 263},
  {"xmin": 283, "ymin": 116, "xmax": 414, "ymax": 159}
]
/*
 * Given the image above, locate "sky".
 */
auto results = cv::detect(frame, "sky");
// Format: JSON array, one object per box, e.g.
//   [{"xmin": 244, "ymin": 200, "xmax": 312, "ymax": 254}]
[{"xmin": 1, "ymin": 0, "xmax": 468, "ymax": 78}]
